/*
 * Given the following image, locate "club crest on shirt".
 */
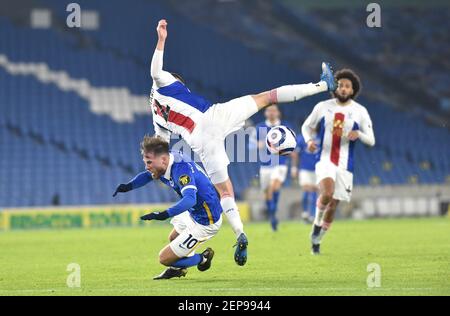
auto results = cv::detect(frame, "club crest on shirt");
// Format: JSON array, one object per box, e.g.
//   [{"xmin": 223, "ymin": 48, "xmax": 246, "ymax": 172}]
[
  {"xmin": 332, "ymin": 118, "xmax": 345, "ymax": 137},
  {"xmin": 178, "ymin": 175, "xmax": 191, "ymax": 186}
]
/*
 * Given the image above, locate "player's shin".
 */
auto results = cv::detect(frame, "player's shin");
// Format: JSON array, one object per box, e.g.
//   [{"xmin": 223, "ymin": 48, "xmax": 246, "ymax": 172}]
[
  {"xmin": 311, "ymin": 197, "xmax": 327, "ymax": 244},
  {"xmin": 309, "ymin": 191, "xmax": 318, "ymax": 218},
  {"xmin": 302, "ymin": 191, "xmax": 309, "ymax": 219},
  {"xmin": 313, "ymin": 197, "xmax": 326, "ymax": 227},
  {"xmin": 221, "ymin": 197, "xmax": 244, "ymax": 237},
  {"xmin": 171, "ymin": 254, "xmax": 203, "ymax": 269},
  {"xmin": 272, "ymin": 191, "xmax": 280, "ymax": 210},
  {"xmin": 313, "ymin": 221, "xmax": 332, "ymax": 245},
  {"xmin": 269, "ymin": 82, "xmax": 327, "ymax": 104}
]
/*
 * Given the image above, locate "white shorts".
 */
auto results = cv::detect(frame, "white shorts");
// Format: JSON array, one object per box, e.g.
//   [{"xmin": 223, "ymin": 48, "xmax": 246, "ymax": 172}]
[
  {"xmin": 169, "ymin": 212, "xmax": 222, "ymax": 258},
  {"xmin": 259, "ymin": 165, "xmax": 288, "ymax": 190},
  {"xmin": 315, "ymin": 160, "xmax": 353, "ymax": 202},
  {"xmin": 190, "ymin": 95, "xmax": 258, "ymax": 182},
  {"xmin": 299, "ymin": 170, "xmax": 316, "ymax": 187},
  {"xmin": 169, "ymin": 211, "xmax": 192, "ymax": 234}
]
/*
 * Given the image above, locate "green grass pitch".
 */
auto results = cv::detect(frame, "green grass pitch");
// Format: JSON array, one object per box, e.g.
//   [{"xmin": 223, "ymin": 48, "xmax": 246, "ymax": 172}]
[{"xmin": 0, "ymin": 217, "xmax": 449, "ymax": 296}]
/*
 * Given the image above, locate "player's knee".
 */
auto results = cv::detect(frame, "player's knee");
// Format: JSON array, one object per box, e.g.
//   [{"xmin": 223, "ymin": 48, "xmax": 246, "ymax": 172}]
[
  {"xmin": 219, "ymin": 190, "xmax": 234, "ymax": 200},
  {"xmin": 168, "ymin": 231, "xmax": 177, "ymax": 242},
  {"xmin": 159, "ymin": 253, "xmax": 172, "ymax": 266},
  {"xmin": 321, "ymin": 193, "xmax": 333, "ymax": 205},
  {"xmin": 329, "ymin": 200, "xmax": 339, "ymax": 212}
]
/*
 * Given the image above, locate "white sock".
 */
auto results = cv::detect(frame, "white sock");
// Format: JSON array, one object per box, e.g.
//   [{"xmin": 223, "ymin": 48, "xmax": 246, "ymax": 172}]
[
  {"xmin": 315, "ymin": 221, "xmax": 331, "ymax": 244},
  {"xmin": 313, "ymin": 199, "xmax": 326, "ymax": 227},
  {"xmin": 221, "ymin": 197, "xmax": 244, "ymax": 238},
  {"xmin": 269, "ymin": 82, "xmax": 327, "ymax": 104}
]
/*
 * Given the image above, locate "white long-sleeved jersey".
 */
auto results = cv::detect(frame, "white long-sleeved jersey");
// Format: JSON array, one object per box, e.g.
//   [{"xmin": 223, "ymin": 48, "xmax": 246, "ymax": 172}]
[
  {"xmin": 301, "ymin": 98, "xmax": 375, "ymax": 173},
  {"xmin": 149, "ymin": 49, "xmax": 213, "ymax": 144}
]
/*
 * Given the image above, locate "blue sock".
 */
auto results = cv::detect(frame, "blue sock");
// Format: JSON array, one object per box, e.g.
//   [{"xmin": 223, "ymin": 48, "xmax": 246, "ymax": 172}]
[
  {"xmin": 269, "ymin": 192, "xmax": 280, "ymax": 230},
  {"xmin": 171, "ymin": 254, "xmax": 202, "ymax": 269},
  {"xmin": 266, "ymin": 199, "xmax": 272, "ymax": 213},
  {"xmin": 309, "ymin": 191, "xmax": 317, "ymax": 218},
  {"xmin": 272, "ymin": 191, "xmax": 280, "ymax": 211},
  {"xmin": 302, "ymin": 191, "xmax": 309, "ymax": 213}
]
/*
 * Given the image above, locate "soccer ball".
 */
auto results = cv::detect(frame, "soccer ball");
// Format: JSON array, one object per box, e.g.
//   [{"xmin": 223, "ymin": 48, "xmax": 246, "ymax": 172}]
[{"xmin": 266, "ymin": 126, "xmax": 297, "ymax": 156}]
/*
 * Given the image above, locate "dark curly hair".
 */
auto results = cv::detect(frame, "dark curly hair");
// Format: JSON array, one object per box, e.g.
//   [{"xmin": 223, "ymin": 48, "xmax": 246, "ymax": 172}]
[{"xmin": 333, "ymin": 69, "xmax": 361, "ymax": 100}]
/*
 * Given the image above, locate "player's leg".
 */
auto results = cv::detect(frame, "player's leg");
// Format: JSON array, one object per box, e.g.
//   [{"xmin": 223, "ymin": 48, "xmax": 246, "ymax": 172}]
[
  {"xmin": 311, "ymin": 198, "xmax": 339, "ymax": 251},
  {"xmin": 251, "ymin": 62, "xmax": 336, "ymax": 111},
  {"xmin": 168, "ymin": 228, "xmax": 179, "ymax": 242},
  {"xmin": 199, "ymin": 141, "xmax": 248, "ymax": 266},
  {"xmin": 320, "ymin": 198, "xmax": 340, "ymax": 236},
  {"xmin": 301, "ymin": 185, "xmax": 315, "ymax": 223},
  {"xmin": 299, "ymin": 170, "xmax": 318, "ymax": 224},
  {"xmin": 211, "ymin": 173, "xmax": 248, "ymax": 266},
  {"xmin": 309, "ymin": 188, "xmax": 318, "ymax": 222},
  {"xmin": 153, "ymin": 216, "xmax": 190, "ymax": 279},
  {"xmin": 311, "ymin": 168, "xmax": 352, "ymax": 253},
  {"xmin": 168, "ymin": 211, "xmax": 191, "ymax": 241},
  {"xmin": 202, "ymin": 63, "xmax": 336, "ymax": 139},
  {"xmin": 314, "ymin": 177, "xmax": 335, "ymax": 226},
  {"xmin": 310, "ymin": 173, "xmax": 336, "ymax": 255},
  {"xmin": 154, "ymin": 219, "xmax": 219, "ymax": 279},
  {"xmin": 267, "ymin": 178, "xmax": 282, "ymax": 231},
  {"xmin": 260, "ymin": 167, "xmax": 273, "ymax": 223},
  {"xmin": 266, "ymin": 165, "xmax": 286, "ymax": 231},
  {"xmin": 154, "ymin": 245, "xmax": 213, "ymax": 279}
]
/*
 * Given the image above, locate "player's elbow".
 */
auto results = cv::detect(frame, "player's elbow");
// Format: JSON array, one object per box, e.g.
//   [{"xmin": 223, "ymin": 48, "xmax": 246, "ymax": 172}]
[
  {"xmin": 366, "ymin": 137, "xmax": 376, "ymax": 147},
  {"xmin": 300, "ymin": 126, "xmax": 310, "ymax": 140},
  {"xmin": 150, "ymin": 71, "xmax": 161, "ymax": 81},
  {"xmin": 185, "ymin": 194, "xmax": 197, "ymax": 208}
]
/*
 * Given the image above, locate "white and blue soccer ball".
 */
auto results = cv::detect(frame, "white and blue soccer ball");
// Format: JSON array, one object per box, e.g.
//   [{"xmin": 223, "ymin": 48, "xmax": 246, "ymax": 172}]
[{"xmin": 266, "ymin": 125, "xmax": 297, "ymax": 156}]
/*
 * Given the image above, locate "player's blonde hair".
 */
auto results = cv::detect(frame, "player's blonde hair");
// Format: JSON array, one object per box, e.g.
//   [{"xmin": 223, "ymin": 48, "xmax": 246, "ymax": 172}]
[{"xmin": 140, "ymin": 135, "xmax": 169, "ymax": 156}]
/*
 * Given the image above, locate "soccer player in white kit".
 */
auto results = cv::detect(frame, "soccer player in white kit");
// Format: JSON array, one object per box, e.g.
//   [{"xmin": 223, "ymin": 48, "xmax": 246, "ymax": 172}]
[
  {"xmin": 149, "ymin": 19, "xmax": 336, "ymax": 265},
  {"xmin": 301, "ymin": 69, "xmax": 375, "ymax": 255}
]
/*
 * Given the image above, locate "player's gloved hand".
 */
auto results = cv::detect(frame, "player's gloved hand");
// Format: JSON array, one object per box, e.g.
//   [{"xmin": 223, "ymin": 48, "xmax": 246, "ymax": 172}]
[
  {"xmin": 140, "ymin": 211, "xmax": 170, "ymax": 221},
  {"xmin": 112, "ymin": 183, "xmax": 132, "ymax": 197}
]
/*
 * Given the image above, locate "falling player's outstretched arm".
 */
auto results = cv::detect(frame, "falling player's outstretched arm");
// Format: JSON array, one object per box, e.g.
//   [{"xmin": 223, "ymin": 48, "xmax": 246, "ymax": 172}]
[
  {"xmin": 112, "ymin": 171, "xmax": 153, "ymax": 197},
  {"xmin": 150, "ymin": 19, "xmax": 176, "ymax": 88}
]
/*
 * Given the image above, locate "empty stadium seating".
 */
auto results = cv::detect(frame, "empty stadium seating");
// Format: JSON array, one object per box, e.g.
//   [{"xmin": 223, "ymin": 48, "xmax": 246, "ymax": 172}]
[{"xmin": 0, "ymin": 1, "xmax": 448, "ymax": 207}]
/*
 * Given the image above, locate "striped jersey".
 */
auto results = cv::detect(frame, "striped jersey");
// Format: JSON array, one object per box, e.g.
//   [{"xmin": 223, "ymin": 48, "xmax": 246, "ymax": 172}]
[{"xmin": 301, "ymin": 98, "xmax": 374, "ymax": 172}]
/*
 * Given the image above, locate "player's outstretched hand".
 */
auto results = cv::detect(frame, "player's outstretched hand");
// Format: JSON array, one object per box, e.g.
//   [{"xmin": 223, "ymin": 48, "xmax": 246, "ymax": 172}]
[
  {"xmin": 140, "ymin": 211, "xmax": 169, "ymax": 221},
  {"xmin": 307, "ymin": 140, "xmax": 317, "ymax": 153},
  {"xmin": 157, "ymin": 19, "xmax": 168, "ymax": 41},
  {"xmin": 112, "ymin": 183, "xmax": 132, "ymax": 197}
]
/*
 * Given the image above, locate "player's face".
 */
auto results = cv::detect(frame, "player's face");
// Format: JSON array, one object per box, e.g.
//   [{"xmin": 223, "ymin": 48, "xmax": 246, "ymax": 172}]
[
  {"xmin": 335, "ymin": 78, "xmax": 354, "ymax": 104},
  {"xmin": 265, "ymin": 105, "xmax": 281, "ymax": 123},
  {"xmin": 142, "ymin": 152, "xmax": 168, "ymax": 179}
]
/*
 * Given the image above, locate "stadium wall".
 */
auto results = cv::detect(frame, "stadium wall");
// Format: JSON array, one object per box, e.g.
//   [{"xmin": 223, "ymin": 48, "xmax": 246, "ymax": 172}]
[
  {"xmin": 246, "ymin": 185, "xmax": 450, "ymax": 221},
  {"xmin": 0, "ymin": 203, "xmax": 250, "ymax": 231}
]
